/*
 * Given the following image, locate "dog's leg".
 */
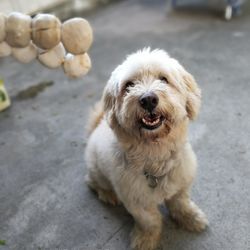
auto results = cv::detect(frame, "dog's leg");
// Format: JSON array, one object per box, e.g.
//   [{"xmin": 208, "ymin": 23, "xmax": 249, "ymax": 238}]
[
  {"xmin": 127, "ymin": 205, "xmax": 162, "ymax": 250},
  {"xmin": 85, "ymin": 173, "xmax": 120, "ymax": 206},
  {"xmin": 165, "ymin": 191, "xmax": 208, "ymax": 232}
]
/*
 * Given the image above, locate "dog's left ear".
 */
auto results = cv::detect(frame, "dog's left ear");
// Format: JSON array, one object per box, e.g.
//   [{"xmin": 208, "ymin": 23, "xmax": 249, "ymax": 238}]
[{"xmin": 182, "ymin": 70, "xmax": 201, "ymax": 120}]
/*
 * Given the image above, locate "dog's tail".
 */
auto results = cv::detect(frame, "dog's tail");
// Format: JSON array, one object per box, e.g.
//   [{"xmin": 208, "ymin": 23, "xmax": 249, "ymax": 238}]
[{"xmin": 86, "ymin": 101, "xmax": 104, "ymax": 136}]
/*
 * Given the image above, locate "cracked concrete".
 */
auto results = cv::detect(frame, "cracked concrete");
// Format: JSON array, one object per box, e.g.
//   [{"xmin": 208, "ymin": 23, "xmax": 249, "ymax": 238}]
[{"xmin": 0, "ymin": 0, "xmax": 250, "ymax": 249}]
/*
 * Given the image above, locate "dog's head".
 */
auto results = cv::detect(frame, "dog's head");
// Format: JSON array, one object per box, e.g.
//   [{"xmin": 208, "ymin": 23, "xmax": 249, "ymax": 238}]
[{"xmin": 103, "ymin": 48, "xmax": 201, "ymax": 141}]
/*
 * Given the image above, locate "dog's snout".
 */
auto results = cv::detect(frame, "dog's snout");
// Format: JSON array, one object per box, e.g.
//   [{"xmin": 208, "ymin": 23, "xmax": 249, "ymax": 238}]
[{"xmin": 139, "ymin": 92, "xmax": 159, "ymax": 112}]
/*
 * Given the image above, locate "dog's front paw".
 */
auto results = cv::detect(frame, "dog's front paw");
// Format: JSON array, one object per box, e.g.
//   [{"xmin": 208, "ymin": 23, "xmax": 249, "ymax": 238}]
[
  {"xmin": 131, "ymin": 226, "xmax": 161, "ymax": 250},
  {"xmin": 171, "ymin": 201, "xmax": 208, "ymax": 232},
  {"xmin": 188, "ymin": 204, "xmax": 208, "ymax": 232}
]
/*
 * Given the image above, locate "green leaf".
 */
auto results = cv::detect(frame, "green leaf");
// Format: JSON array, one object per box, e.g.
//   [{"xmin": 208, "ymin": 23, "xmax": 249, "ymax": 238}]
[
  {"xmin": 0, "ymin": 240, "xmax": 6, "ymax": 245},
  {"xmin": 0, "ymin": 90, "xmax": 6, "ymax": 102}
]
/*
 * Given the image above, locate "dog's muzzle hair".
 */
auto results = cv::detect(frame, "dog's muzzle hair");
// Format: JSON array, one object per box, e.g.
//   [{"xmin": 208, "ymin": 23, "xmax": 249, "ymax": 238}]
[{"xmin": 139, "ymin": 91, "xmax": 164, "ymax": 130}]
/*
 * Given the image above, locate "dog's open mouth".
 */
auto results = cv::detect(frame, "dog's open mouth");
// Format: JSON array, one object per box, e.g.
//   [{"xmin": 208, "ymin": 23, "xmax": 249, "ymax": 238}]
[{"xmin": 141, "ymin": 113, "xmax": 164, "ymax": 130}]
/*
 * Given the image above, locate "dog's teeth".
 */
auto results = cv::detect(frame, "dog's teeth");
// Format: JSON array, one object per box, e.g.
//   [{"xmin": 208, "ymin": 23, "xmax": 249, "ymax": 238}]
[{"xmin": 142, "ymin": 117, "xmax": 160, "ymax": 127}]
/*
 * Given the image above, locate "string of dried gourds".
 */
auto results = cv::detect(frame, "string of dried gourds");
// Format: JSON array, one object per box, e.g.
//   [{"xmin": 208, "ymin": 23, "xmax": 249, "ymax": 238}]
[{"xmin": 0, "ymin": 12, "xmax": 93, "ymax": 78}]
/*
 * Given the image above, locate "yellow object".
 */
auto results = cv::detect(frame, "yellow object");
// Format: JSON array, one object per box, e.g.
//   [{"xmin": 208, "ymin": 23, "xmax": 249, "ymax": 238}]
[{"xmin": 0, "ymin": 79, "xmax": 11, "ymax": 111}]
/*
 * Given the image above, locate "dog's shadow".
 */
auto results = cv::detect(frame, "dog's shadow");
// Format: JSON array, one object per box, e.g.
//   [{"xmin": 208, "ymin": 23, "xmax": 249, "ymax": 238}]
[{"xmin": 88, "ymin": 190, "xmax": 210, "ymax": 250}]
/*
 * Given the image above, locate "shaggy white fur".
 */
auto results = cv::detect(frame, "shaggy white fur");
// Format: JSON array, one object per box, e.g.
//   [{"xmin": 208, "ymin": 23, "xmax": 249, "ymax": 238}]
[{"xmin": 85, "ymin": 48, "xmax": 208, "ymax": 250}]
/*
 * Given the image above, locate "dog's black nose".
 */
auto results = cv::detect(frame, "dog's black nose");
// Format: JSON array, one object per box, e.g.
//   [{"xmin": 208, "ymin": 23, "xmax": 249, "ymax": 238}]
[{"xmin": 139, "ymin": 92, "xmax": 159, "ymax": 112}]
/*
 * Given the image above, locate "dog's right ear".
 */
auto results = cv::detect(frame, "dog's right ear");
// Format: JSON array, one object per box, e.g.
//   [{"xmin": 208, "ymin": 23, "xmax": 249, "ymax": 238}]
[
  {"xmin": 102, "ymin": 83, "xmax": 116, "ymax": 112},
  {"xmin": 103, "ymin": 85, "xmax": 115, "ymax": 112},
  {"xmin": 102, "ymin": 65, "xmax": 122, "ymax": 112},
  {"xmin": 102, "ymin": 82, "xmax": 118, "ymax": 129},
  {"xmin": 102, "ymin": 66, "xmax": 122, "ymax": 127}
]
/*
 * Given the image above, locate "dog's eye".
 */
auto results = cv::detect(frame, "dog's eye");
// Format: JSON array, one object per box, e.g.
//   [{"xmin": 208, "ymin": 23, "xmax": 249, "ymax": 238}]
[
  {"xmin": 159, "ymin": 76, "xmax": 168, "ymax": 84},
  {"xmin": 125, "ymin": 81, "xmax": 135, "ymax": 92}
]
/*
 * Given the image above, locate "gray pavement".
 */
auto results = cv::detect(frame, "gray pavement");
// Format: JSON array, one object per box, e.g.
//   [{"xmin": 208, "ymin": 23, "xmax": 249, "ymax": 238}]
[{"xmin": 1, "ymin": 0, "xmax": 250, "ymax": 249}]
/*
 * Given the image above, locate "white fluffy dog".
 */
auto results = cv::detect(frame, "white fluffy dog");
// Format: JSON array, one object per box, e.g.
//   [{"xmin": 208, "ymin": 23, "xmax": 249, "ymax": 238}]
[{"xmin": 85, "ymin": 48, "xmax": 208, "ymax": 250}]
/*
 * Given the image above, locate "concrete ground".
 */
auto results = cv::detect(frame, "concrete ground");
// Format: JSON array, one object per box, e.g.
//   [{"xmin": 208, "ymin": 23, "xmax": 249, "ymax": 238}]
[{"xmin": 1, "ymin": 0, "xmax": 250, "ymax": 249}]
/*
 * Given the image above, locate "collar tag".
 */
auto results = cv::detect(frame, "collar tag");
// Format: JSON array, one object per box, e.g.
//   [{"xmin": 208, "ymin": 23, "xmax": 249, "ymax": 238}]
[{"xmin": 144, "ymin": 171, "xmax": 158, "ymax": 188}]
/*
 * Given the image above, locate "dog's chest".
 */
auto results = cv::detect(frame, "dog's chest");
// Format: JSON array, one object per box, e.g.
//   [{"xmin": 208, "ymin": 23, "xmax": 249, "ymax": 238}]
[
  {"xmin": 131, "ymin": 154, "xmax": 176, "ymax": 178},
  {"xmin": 112, "ymin": 147, "xmax": 182, "ymax": 204},
  {"xmin": 120, "ymin": 157, "xmax": 179, "ymax": 203}
]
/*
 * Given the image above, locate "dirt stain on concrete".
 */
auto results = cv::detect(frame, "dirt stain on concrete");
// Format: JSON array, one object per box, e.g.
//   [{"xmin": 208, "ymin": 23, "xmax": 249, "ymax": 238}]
[{"xmin": 15, "ymin": 81, "xmax": 54, "ymax": 101}]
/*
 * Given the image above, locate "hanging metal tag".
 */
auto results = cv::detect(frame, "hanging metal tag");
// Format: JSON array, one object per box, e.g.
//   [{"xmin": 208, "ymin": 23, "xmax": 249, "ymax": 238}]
[{"xmin": 144, "ymin": 171, "xmax": 158, "ymax": 188}]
